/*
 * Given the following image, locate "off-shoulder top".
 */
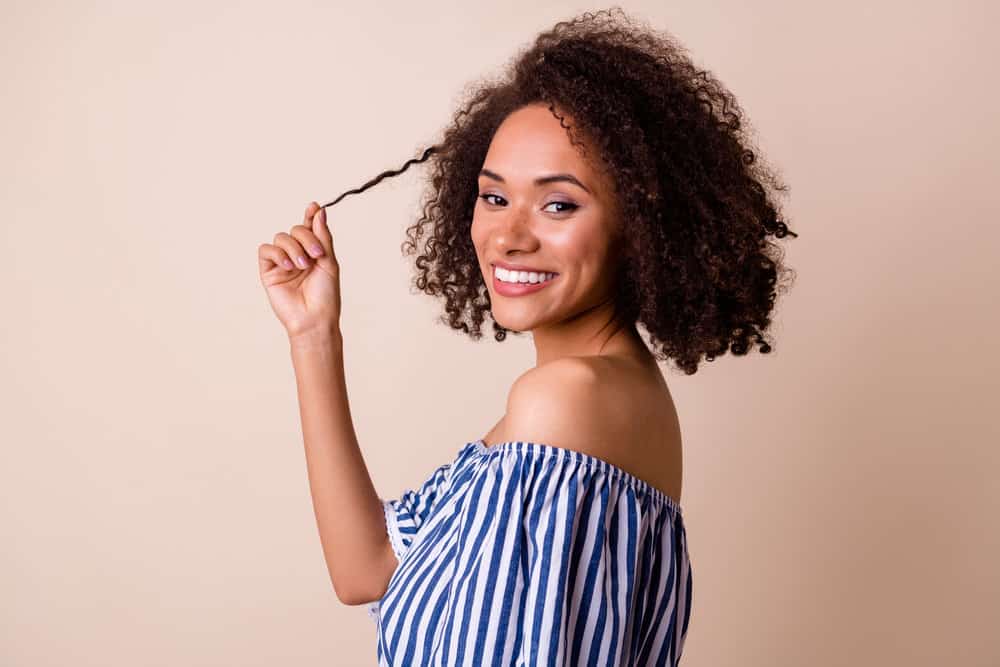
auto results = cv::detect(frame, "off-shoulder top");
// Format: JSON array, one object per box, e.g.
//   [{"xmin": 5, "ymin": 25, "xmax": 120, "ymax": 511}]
[{"xmin": 366, "ymin": 438, "xmax": 693, "ymax": 666}]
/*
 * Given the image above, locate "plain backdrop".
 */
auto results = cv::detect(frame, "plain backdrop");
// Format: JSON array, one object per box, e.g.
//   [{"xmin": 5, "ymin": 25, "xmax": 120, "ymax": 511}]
[{"xmin": 2, "ymin": 1, "xmax": 997, "ymax": 665}]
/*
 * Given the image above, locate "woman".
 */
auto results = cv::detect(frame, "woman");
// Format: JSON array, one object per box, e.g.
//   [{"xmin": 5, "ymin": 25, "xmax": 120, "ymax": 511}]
[{"xmin": 257, "ymin": 8, "xmax": 796, "ymax": 666}]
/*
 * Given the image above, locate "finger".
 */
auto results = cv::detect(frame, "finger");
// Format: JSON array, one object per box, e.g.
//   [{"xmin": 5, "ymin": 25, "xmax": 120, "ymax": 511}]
[
  {"xmin": 304, "ymin": 201, "xmax": 322, "ymax": 229},
  {"xmin": 273, "ymin": 232, "xmax": 312, "ymax": 270},
  {"xmin": 258, "ymin": 243, "xmax": 296, "ymax": 272},
  {"xmin": 311, "ymin": 205, "xmax": 333, "ymax": 254},
  {"xmin": 289, "ymin": 224, "xmax": 325, "ymax": 258}
]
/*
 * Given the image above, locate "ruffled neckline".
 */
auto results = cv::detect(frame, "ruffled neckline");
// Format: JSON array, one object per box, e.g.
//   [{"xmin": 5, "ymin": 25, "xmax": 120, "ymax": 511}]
[{"xmin": 470, "ymin": 439, "xmax": 683, "ymax": 516}]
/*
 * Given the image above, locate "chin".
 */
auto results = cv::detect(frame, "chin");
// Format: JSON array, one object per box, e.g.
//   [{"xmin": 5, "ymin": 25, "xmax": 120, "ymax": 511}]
[
  {"xmin": 494, "ymin": 317, "xmax": 530, "ymax": 334},
  {"xmin": 489, "ymin": 308, "xmax": 536, "ymax": 334}
]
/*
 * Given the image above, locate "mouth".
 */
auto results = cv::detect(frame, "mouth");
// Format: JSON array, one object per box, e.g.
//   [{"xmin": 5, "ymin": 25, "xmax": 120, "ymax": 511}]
[{"xmin": 490, "ymin": 263, "xmax": 559, "ymax": 297}]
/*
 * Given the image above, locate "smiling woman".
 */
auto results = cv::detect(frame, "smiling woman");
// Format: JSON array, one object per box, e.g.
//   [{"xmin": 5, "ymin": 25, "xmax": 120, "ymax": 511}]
[
  {"xmin": 469, "ymin": 102, "xmax": 626, "ymax": 339},
  {"xmin": 266, "ymin": 6, "xmax": 800, "ymax": 667},
  {"xmin": 320, "ymin": 8, "xmax": 797, "ymax": 377}
]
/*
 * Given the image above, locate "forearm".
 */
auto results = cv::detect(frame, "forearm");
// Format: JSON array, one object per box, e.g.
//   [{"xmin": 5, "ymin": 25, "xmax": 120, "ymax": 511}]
[{"xmin": 288, "ymin": 330, "xmax": 394, "ymax": 603}]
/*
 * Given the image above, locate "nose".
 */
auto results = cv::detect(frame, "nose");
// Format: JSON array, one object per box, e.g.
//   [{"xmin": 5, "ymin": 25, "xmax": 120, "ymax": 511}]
[{"xmin": 493, "ymin": 206, "xmax": 539, "ymax": 256}]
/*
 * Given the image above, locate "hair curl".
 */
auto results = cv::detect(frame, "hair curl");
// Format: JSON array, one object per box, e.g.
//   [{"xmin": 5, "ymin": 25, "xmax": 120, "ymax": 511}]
[{"xmin": 323, "ymin": 6, "xmax": 798, "ymax": 375}]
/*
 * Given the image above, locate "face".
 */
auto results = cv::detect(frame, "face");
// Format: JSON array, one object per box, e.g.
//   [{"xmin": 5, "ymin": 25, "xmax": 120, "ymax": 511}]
[{"xmin": 471, "ymin": 103, "xmax": 623, "ymax": 333}]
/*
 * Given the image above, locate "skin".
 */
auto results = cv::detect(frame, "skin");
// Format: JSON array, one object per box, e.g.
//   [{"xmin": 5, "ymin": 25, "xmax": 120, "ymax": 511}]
[
  {"xmin": 257, "ymin": 103, "xmax": 682, "ymax": 607},
  {"xmin": 472, "ymin": 102, "xmax": 636, "ymax": 367},
  {"xmin": 471, "ymin": 103, "xmax": 683, "ymax": 502}
]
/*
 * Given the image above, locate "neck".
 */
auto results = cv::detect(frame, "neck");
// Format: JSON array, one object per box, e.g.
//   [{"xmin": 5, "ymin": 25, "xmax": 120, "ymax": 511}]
[{"xmin": 530, "ymin": 294, "xmax": 645, "ymax": 367}]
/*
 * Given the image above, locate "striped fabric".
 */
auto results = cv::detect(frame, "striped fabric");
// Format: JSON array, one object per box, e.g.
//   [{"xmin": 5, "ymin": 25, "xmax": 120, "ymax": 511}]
[{"xmin": 367, "ymin": 439, "xmax": 693, "ymax": 666}]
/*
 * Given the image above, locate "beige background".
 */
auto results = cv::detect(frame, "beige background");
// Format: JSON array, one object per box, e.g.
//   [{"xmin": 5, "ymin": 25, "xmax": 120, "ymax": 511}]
[{"xmin": 2, "ymin": 1, "xmax": 997, "ymax": 665}]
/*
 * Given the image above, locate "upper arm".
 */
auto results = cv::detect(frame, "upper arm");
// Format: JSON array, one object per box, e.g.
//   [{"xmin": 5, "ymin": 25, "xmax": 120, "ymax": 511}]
[
  {"xmin": 503, "ymin": 358, "xmax": 610, "ymax": 455},
  {"xmin": 353, "ymin": 458, "xmax": 457, "ymax": 606}
]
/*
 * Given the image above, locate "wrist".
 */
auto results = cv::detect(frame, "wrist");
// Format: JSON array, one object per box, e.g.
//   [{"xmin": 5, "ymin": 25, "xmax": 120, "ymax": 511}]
[{"xmin": 288, "ymin": 328, "xmax": 344, "ymax": 351}]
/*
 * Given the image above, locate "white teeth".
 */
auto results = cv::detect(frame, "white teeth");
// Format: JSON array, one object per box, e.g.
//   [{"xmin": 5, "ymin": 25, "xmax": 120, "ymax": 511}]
[{"xmin": 495, "ymin": 266, "xmax": 556, "ymax": 284}]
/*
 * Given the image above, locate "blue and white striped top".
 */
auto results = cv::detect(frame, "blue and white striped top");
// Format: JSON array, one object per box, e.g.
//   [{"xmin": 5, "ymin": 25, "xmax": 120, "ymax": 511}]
[{"xmin": 367, "ymin": 438, "xmax": 693, "ymax": 666}]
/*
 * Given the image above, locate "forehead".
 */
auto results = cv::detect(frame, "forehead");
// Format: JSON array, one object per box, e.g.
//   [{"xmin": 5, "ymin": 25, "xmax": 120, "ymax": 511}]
[{"xmin": 483, "ymin": 104, "xmax": 603, "ymax": 182}]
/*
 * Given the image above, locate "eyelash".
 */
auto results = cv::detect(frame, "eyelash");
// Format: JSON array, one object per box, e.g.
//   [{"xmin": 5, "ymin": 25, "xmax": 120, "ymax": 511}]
[{"xmin": 478, "ymin": 193, "xmax": 579, "ymax": 214}]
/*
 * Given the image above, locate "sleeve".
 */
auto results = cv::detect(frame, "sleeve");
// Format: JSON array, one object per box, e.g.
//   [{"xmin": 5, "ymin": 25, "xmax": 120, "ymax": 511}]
[{"xmin": 378, "ymin": 457, "xmax": 456, "ymax": 563}]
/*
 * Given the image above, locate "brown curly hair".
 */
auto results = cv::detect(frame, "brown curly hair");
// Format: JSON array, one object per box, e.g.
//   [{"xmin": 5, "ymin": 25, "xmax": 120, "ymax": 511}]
[{"xmin": 322, "ymin": 7, "xmax": 798, "ymax": 375}]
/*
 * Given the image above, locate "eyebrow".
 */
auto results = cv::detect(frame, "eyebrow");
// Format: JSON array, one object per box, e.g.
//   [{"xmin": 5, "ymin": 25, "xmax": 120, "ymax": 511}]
[{"xmin": 478, "ymin": 168, "xmax": 592, "ymax": 195}]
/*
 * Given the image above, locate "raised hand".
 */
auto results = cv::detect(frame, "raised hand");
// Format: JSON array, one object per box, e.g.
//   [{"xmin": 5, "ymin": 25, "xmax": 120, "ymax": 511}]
[{"xmin": 258, "ymin": 202, "xmax": 342, "ymax": 341}]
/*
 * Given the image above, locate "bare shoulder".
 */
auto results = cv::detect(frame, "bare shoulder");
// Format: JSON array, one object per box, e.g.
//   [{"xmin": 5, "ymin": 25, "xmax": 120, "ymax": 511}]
[
  {"xmin": 503, "ymin": 356, "xmax": 656, "ymax": 455},
  {"xmin": 499, "ymin": 355, "xmax": 683, "ymax": 500},
  {"xmin": 503, "ymin": 356, "xmax": 608, "ymax": 451}
]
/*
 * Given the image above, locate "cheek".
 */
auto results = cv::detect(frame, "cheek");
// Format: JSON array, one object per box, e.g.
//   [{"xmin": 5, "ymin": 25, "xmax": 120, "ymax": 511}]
[
  {"xmin": 470, "ymin": 221, "xmax": 493, "ymax": 273},
  {"xmin": 548, "ymin": 225, "xmax": 607, "ymax": 267},
  {"xmin": 550, "ymin": 231, "xmax": 617, "ymax": 291},
  {"xmin": 469, "ymin": 217, "xmax": 486, "ymax": 253}
]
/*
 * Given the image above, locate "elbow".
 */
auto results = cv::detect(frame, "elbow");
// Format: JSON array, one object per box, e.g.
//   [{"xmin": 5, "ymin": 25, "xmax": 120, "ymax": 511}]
[
  {"xmin": 332, "ymin": 563, "xmax": 390, "ymax": 606},
  {"xmin": 331, "ymin": 540, "xmax": 397, "ymax": 605},
  {"xmin": 332, "ymin": 579, "xmax": 365, "ymax": 606},
  {"xmin": 326, "ymin": 566, "xmax": 362, "ymax": 605},
  {"xmin": 334, "ymin": 580, "xmax": 384, "ymax": 607}
]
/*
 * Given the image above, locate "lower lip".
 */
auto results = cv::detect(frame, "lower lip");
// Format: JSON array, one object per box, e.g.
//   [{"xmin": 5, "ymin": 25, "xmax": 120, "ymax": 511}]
[{"xmin": 492, "ymin": 271, "xmax": 558, "ymax": 297}]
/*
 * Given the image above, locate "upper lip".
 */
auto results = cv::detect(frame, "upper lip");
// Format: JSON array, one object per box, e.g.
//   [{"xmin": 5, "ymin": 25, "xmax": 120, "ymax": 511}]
[{"xmin": 491, "ymin": 260, "xmax": 558, "ymax": 274}]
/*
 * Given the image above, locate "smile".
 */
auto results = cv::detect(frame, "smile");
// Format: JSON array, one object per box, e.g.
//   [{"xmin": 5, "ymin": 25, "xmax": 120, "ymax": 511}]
[{"xmin": 492, "ymin": 265, "xmax": 558, "ymax": 297}]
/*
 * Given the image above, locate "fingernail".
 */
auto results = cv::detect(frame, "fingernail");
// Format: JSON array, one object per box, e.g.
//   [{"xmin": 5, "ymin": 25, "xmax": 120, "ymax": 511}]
[
  {"xmin": 309, "ymin": 244, "xmax": 324, "ymax": 257},
  {"xmin": 283, "ymin": 259, "xmax": 294, "ymax": 269},
  {"xmin": 296, "ymin": 256, "xmax": 309, "ymax": 268}
]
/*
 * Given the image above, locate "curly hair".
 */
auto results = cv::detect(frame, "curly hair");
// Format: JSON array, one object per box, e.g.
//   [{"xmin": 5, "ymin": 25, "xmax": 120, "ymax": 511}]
[{"xmin": 322, "ymin": 7, "xmax": 798, "ymax": 375}]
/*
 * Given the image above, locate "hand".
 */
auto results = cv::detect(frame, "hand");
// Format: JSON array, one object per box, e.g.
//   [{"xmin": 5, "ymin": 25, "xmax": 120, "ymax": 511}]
[{"xmin": 258, "ymin": 202, "xmax": 342, "ymax": 340}]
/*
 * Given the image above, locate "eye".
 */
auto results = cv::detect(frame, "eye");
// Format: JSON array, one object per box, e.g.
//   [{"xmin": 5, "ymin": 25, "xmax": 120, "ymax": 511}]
[
  {"xmin": 543, "ymin": 200, "xmax": 579, "ymax": 214},
  {"xmin": 479, "ymin": 193, "xmax": 506, "ymax": 206},
  {"xmin": 477, "ymin": 194, "xmax": 579, "ymax": 215}
]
